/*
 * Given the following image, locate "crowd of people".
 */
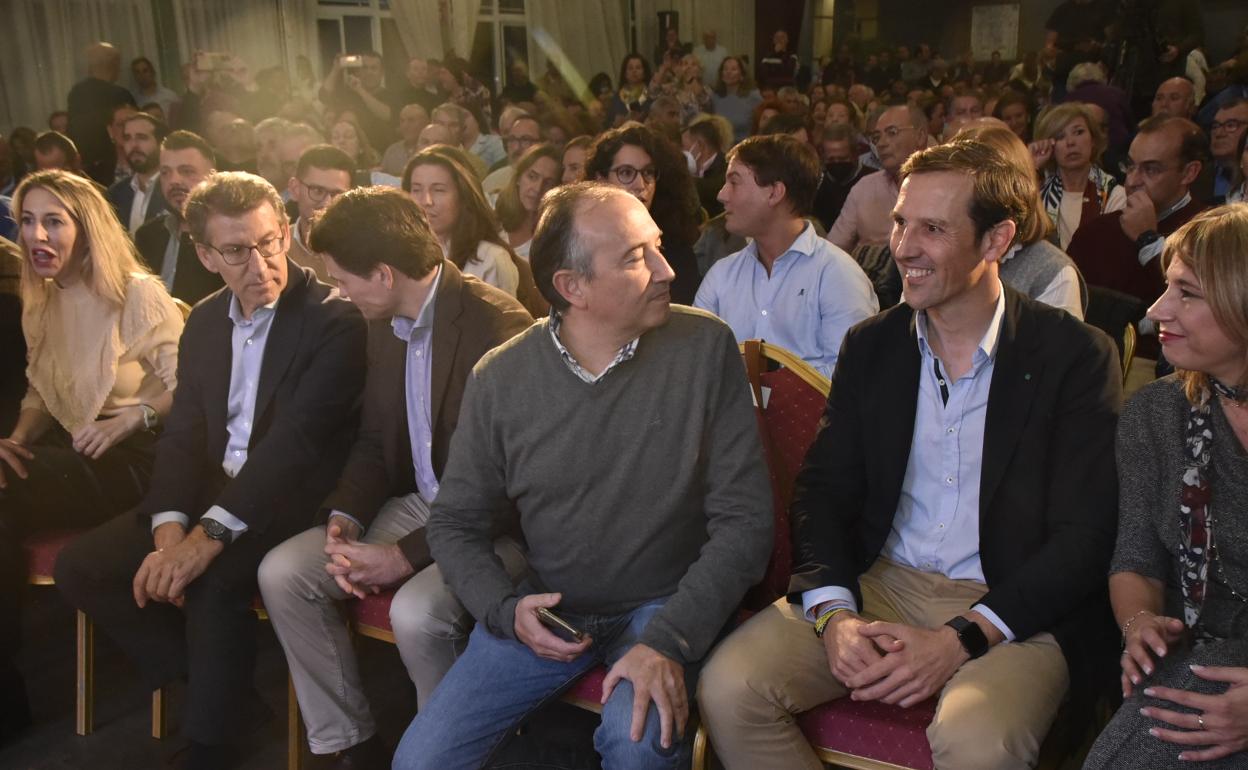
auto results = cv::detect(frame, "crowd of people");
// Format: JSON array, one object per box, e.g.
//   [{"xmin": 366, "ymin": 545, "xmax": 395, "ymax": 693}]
[{"xmin": 1, "ymin": 4, "xmax": 1248, "ymax": 769}]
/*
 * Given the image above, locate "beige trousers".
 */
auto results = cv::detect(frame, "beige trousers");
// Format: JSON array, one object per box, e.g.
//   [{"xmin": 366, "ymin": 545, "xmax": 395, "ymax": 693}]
[{"xmin": 697, "ymin": 559, "xmax": 1069, "ymax": 770}]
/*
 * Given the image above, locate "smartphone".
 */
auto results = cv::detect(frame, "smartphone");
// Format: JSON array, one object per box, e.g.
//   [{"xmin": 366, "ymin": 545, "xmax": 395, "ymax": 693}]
[
  {"xmin": 195, "ymin": 52, "xmax": 232, "ymax": 72},
  {"xmin": 340, "ymin": 54, "xmax": 364, "ymax": 69},
  {"xmin": 536, "ymin": 607, "xmax": 585, "ymax": 643}
]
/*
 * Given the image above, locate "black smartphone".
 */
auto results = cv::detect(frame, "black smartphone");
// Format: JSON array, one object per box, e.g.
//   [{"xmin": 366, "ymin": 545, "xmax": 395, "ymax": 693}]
[{"xmin": 536, "ymin": 607, "xmax": 585, "ymax": 643}]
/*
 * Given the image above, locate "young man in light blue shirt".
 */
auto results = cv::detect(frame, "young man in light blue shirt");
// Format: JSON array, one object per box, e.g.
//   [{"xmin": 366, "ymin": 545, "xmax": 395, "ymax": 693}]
[{"xmin": 694, "ymin": 134, "xmax": 877, "ymax": 377}]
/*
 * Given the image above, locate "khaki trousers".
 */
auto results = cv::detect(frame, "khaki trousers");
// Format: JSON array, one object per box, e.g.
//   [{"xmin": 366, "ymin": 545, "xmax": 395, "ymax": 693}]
[{"xmin": 698, "ymin": 559, "xmax": 1068, "ymax": 770}]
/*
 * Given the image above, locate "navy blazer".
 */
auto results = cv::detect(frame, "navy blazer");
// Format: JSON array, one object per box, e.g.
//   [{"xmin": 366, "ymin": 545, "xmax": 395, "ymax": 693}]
[
  {"xmin": 788, "ymin": 287, "xmax": 1122, "ymax": 681},
  {"xmin": 107, "ymin": 174, "xmax": 166, "ymax": 231},
  {"xmin": 139, "ymin": 262, "xmax": 367, "ymax": 535}
]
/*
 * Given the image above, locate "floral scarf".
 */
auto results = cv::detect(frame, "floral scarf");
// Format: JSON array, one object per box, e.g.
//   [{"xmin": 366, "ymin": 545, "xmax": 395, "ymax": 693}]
[
  {"xmin": 1040, "ymin": 166, "xmax": 1119, "ymax": 229},
  {"xmin": 1178, "ymin": 379, "xmax": 1244, "ymax": 636}
]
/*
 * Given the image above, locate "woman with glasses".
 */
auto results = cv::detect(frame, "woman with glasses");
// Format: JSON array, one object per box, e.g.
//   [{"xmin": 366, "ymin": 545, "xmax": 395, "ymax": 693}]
[
  {"xmin": 584, "ymin": 123, "xmax": 702, "ymax": 304},
  {"xmin": 711, "ymin": 55, "xmax": 762, "ymax": 145},
  {"xmin": 0, "ymin": 170, "xmax": 182, "ymax": 731},
  {"xmin": 1031, "ymin": 102, "xmax": 1125, "ymax": 249},
  {"xmin": 496, "ymin": 143, "xmax": 561, "ymax": 261},
  {"xmin": 1084, "ymin": 204, "xmax": 1248, "ymax": 769},
  {"xmin": 402, "ymin": 147, "xmax": 520, "ymax": 298}
]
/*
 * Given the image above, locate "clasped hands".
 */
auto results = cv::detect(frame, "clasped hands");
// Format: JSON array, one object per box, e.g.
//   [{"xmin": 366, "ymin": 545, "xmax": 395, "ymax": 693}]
[
  {"xmin": 1121, "ymin": 611, "xmax": 1248, "ymax": 762},
  {"xmin": 822, "ymin": 611, "xmax": 971, "ymax": 708},
  {"xmin": 322, "ymin": 516, "xmax": 414, "ymax": 599},
  {"xmin": 132, "ymin": 522, "xmax": 224, "ymax": 608}
]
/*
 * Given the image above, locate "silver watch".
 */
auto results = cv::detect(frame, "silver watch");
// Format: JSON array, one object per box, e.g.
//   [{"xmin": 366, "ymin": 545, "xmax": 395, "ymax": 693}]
[{"xmin": 139, "ymin": 403, "xmax": 158, "ymax": 432}]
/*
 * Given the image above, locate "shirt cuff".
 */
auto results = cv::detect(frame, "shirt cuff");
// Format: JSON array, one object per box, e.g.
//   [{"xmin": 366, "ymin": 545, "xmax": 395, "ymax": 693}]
[
  {"xmin": 971, "ymin": 602, "xmax": 1016, "ymax": 642},
  {"xmin": 801, "ymin": 586, "xmax": 858, "ymax": 622},
  {"xmin": 327, "ymin": 509, "xmax": 365, "ymax": 536},
  {"xmin": 1138, "ymin": 238, "xmax": 1164, "ymax": 267},
  {"xmin": 151, "ymin": 511, "xmax": 189, "ymax": 532},
  {"xmin": 202, "ymin": 505, "xmax": 249, "ymax": 542}
]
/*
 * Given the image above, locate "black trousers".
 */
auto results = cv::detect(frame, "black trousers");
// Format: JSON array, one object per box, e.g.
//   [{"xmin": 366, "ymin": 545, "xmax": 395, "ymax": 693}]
[
  {"xmin": 54, "ymin": 507, "xmax": 304, "ymax": 746},
  {"xmin": 0, "ymin": 426, "xmax": 154, "ymax": 666}
]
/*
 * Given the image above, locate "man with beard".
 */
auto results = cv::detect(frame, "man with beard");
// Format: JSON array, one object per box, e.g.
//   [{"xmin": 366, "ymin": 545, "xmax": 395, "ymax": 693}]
[
  {"xmin": 135, "ymin": 130, "xmax": 224, "ymax": 304},
  {"xmin": 107, "ymin": 112, "xmax": 168, "ymax": 234}
]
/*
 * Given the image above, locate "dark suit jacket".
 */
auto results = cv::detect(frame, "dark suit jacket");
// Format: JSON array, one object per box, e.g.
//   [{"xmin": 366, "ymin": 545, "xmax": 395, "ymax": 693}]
[
  {"xmin": 139, "ymin": 262, "xmax": 367, "ymax": 535},
  {"xmin": 107, "ymin": 175, "xmax": 167, "ymax": 231},
  {"xmin": 321, "ymin": 261, "xmax": 533, "ymax": 569},
  {"xmin": 135, "ymin": 213, "xmax": 224, "ymax": 306},
  {"xmin": 788, "ymin": 287, "xmax": 1122, "ymax": 682},
  {"xmin": 694, "ymin": 153, "xmax": 727, "ymax": 219}
]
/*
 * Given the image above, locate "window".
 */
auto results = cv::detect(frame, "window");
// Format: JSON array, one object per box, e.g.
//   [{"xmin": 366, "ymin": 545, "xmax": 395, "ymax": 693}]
[
  {"xmin": 473, "ymin": 0, "xmax": 527, "ymax": 94},
  {"xmin": 316, "ymin": 0, "xmax": 406, "ymax": 81}
]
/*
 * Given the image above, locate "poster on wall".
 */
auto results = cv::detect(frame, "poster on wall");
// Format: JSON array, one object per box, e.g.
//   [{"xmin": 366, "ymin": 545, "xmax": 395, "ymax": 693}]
[{"xmin": 971, "ymin": 4, "xmax": 1019, "ymax": 61}]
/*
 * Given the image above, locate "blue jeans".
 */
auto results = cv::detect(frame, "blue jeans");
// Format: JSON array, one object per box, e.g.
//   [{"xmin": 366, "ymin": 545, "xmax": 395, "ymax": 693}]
[{"xmin": 391, "ymin": 597, "xmax": 694, "ymax": 770}]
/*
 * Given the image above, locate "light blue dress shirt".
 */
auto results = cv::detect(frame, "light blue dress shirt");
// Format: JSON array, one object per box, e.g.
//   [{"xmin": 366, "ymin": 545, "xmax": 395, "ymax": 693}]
[
  {"xmin": 801, "ymin": 283, "xmax": 1016, "ymax": 640},
  {"xmin": 694, "ymin": 222, "xmax": 878, "ymax": 378},
  {"xmin": 151, "ymin": 294, "xmax": 279, "ymax": 539},
  {"xmin": 393, "ymin": 265, "xmax": 441, "ymax": 502}
]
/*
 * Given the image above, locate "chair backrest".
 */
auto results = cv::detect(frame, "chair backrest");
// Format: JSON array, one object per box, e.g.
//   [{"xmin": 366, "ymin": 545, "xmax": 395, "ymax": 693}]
[
  {"xmin": 1085, "ymin": 285, "xmax": 1144, "ymax": 366},
  {"xmin": 1121, "ymin": 323, "xmax": 1137, "ymax": 380},
  {"xmin": 172, "ymin": 297, "xmax": 193, "ymax": 320},
  {"xmin": 740, "ymin": 340, "xmax": 831, "ymax": 611}
]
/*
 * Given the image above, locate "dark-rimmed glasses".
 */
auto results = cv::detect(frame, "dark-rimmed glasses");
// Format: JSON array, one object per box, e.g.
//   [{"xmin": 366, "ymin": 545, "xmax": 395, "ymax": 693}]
[
  {"xmin": 199, "ymin": 230, "xmax": 286, "ymax": 266},
  {"xmin": 609, "ymin": 164, "xmax": 659, "ymax": 184}
]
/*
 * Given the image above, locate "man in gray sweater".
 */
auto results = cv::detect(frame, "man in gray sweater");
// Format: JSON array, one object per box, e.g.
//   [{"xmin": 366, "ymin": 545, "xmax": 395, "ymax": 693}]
[{"xmin": 393, "ymin": 183, "xmax": 773, "ymax": 770}]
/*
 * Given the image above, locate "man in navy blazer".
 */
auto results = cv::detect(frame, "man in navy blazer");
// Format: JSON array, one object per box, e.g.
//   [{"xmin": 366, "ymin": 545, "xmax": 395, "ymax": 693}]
[
  {"xmin": 106, "ymin": 112, "xmax": 167, "ymax": 233},
  {"xmin": 57, "ymin": 172, "xmax": 366, "ymax": 770},
  {"xmin": 699, "ymin": 139, "xmax": 1123, "ymax": 770}
]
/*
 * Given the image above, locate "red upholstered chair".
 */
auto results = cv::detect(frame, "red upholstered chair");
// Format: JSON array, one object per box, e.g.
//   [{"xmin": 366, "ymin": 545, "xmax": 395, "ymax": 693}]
[{"xmin": 22, "ymin": 529, "xmax": 97, "ymax": 736}]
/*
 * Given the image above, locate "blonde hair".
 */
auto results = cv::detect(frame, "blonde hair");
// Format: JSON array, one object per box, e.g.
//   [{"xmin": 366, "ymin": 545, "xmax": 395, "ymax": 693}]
[
  {"xmin": 1033, "ymin": 102, "xmax": 1107, "ymax": 168},
  {"xmin": 1161, "ymin": 203, "xmax": 1248, "ymax": 404},
  {"xmin": 954, "ymin": 120, "xmax": 1052, "ymax": 245},
  {"xmin": 13, "ymin": 169, "xmax": 149, "ymax": 316}
]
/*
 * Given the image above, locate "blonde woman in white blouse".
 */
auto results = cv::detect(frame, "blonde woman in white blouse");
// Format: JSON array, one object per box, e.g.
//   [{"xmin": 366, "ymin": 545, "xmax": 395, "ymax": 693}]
[{"xmin": 0, "ymin": 170, "xmax": 182, "ymax": 712}]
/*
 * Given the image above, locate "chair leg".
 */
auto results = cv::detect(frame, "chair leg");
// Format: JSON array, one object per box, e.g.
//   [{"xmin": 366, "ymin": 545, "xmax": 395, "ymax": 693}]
[
  {"xmin": 151, "ymin": 687, "xmax": 167, "ymax": 739},
  {"xmin": 75, "ymin": 610, "xmax": 94, "ymax": 736},
  {"xmin": 287, "ymin": 672, "xmax": 304, "ymax": 770},
  {"xmin": 692, "ymin": 722, "xmax": 710, "ymax": 770}
]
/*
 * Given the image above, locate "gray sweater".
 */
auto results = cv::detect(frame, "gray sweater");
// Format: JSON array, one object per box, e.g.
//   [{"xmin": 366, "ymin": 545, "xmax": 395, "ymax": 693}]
[
  {"xmin": 1112, "ymin": 376, "xmax": 1248, "ymax": 639},
  {"xmin": 426, "ymin": 307, "xmax": 774, "ymax": 664}
]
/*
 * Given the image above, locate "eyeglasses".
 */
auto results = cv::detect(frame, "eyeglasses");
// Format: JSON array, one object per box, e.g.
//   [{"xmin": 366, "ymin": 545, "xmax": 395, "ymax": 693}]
[
  {"xmin": 505, "ymin": 135, "xmax": 540, "ymax": 149},
  {"xmin": 199, "ymin": 230, "xmax": 286, "ymax": 266},
  {"xmin": 867, "ymin": 125, "xmax": 915, "ymax": 144},
  {"xmin": 608, "ymin": 164, "xmax": 658, "ymax": 184},
  {"xmin": 1211, "ymin": 119, "xmax": 1247, "ymax": 133},
  {"xmin": 1121, "ymin": 160, "xmax": 1176, "ymax": 179},
  {"xmin": 298, "ymin": 179, "xmax": 348, "ymax": 204}
]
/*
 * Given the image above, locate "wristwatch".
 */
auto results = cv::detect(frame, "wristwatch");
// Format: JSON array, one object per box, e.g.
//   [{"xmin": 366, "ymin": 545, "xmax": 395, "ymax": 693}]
[
  {"xmin": 1135, "ymin": 229, "xmax": 1161, "ymax": 250},
  {"xmin": 198, "ymin": 518, "xmax": 231, "ymax": 544},
  {"xmin": 814, "ymin": 607, "xmax": 848, "ymax": 638},
  {"xmin": 944, "ymin": 616, "xmax": 989, "ymax": 659},
  {"xmin": 138, "ymin": 403, "xmax": 159, "ymax": 432}
]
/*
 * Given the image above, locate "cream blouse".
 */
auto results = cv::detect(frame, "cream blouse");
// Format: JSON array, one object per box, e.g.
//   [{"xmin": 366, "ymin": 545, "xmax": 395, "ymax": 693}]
[{"xmin": 21, "ymin": 273, "xmax": 183, "ymax": 434}]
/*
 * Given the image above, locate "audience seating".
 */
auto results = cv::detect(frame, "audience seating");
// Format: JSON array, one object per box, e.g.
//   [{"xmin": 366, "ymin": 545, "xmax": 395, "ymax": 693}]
[
  {"xmin": 1121, "ymin": 323, "xmax": 1137, "ymax": 380},
  {"xmin": 1085, "ymin": 285, "xmax": 1146, "ymax": 368}
]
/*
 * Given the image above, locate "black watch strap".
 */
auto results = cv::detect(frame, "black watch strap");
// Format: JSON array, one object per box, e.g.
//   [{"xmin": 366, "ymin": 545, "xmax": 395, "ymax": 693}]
[
  {"xmin": 1135, "ymin": 229, "xmax": 1161, "ymax": 250},
  {"xmin": 198, "ymin": 518, "xmax": 231, "ymax": 544},
  {"xmin": 945, "ymin": 616, "xmax": 989, "ymax": 659}
]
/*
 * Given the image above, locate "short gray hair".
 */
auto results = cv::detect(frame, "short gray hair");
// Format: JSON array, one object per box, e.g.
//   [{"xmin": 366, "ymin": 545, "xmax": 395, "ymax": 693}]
[
  {"xmin": 1066, "ymin": 61, "xmax": 1106, "ymax": 93},
  {"xmin": 530, "ymin": 183, "xmax": 625, "ymax": 311}
]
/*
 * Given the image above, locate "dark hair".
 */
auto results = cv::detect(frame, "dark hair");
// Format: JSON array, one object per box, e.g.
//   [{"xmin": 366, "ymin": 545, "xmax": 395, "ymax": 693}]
[
  {"xmin": 713, "ymin": 55, "xmax": 755, "ymax": 98},
  {"xmin": 295, "ymin": 144, "xmax": 355, "ymax": 180},
  {"xmin": 496, "ymin": 142, "xmax": 562, "ymax": 232},
  {"xmin": 1137, "ymin": 115, "xmax": 1208, "ymax": 167},
  {"xmin": 1233, "ymin": 129, "xmax": 1248, "ymax": 190},
  {"xmin": 683, "ymin": 120, "xmax": 722, "ymax": 154},
  {"xmin": 309, "ymin": 186, "xmax": 442, "ymax": 280},
  {"xmin": 901, "ymin": 138, "xmax": 1032, "ymax": 243},
  {"xmin": 819, "ymin": 122, "xmax": 857, "ymax": 144},
  {"xmin": 47, "ymin": 111, "xmax": 68, "ymax": 126},
  {"xmin": 401, "ymin": 146, "xmax": 511, "ymax": 270},
  {"xmin": 185, "ymin": 171, "xmax": 287, "ymax": 245},
  {"xmin": 617, "ymin": 54, "xmax": 652, "ymax": 89},
  {"xmin": 110, "ymin": 102, "xmax": 137, "ymax": 121},
  {"xmin": 530, "ymin": 183, "xmax": 621, "ymax": 311},
  {"xmin": 588, "ymin": 72, "xmax": 613, "ymax": 98},
  {"xmin": 131, "ymin": 56, "xmax": 154, "ymax": 71},
  {"xmin": 162, "ymin": 130, "xmax": 216, "ymax": 166},
  {"xmin": 33, "ymin": 131, "xmax": 80, "ymax": 166},
  {"xmin": 750, "ymin": 99, "xmax": 785, "ymax": 135},
  {"xmin": 728, "ymin": 135, "xmax": 821, "ymax": 216},
  {"xmin": 123, "ymin": 112, "xmax": 169, "ymax": 143},
  {"xmin": 760, "ymin": 112, "xmax": 808, "ymax": 137},
  {"xmin": 583, "ymin": 123, "xmax": 700, "ymax": 249}
]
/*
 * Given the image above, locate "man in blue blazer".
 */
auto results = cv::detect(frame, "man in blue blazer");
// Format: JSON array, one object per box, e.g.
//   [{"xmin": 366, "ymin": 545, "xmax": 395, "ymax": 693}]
[{"xmin": 106, "ymin": 112, "xmax": 167, "ymax": 234}]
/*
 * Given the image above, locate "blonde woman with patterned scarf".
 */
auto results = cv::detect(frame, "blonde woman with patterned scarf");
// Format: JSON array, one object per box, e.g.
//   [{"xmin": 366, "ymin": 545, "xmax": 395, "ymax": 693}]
[
  {"xmin": 0, "ymin": 170, "xmax": 181, "ymax": 734},
  {"xmin": 1031, "ymin": 102, "xmax": 1126, "ymax": 249},
  {"xmin": 1085, "ymin": 204, "xmax": 1248, "ymax": 769}
]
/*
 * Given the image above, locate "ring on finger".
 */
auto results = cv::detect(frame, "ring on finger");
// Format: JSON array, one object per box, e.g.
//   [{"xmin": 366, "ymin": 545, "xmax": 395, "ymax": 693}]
[{"xmin": 1198, "ymin": 715, "xmax": 1206, "ymax": 729}]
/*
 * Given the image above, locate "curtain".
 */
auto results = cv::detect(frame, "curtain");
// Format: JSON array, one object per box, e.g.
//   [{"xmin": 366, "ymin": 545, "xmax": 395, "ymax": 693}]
[
  {"xmin": 634, "ymin": 0, "xmax": 755, "ymax": 67},
  {"xmin": 387, "ymin": 0, "xmax": 445, "ymax": 61},
  {"xmin": 0, "ymin": 0, "xmax": 159, "ymax": 130},
  {"xmin": 526, "ymin": 0, "xmax": 630, "ymax": 98},
  {"xmin": 171, "ymin": 0, "xmax": 286, "ymax": 74}
]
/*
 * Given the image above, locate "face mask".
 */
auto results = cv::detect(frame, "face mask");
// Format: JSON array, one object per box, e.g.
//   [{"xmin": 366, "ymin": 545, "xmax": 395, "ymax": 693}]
[{"xmin": 826, "ymin": 161, "xmax": 857, "ymax": 179}]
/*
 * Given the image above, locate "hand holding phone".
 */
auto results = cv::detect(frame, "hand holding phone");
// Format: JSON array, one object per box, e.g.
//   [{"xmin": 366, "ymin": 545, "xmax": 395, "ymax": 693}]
[
  {"xmin": 537, "ymin": 606, "xmax": 585, "ymax": 643},
  {"xmin": 514, "ymin": 592, "xmax": 591, "ymax": 662}
]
